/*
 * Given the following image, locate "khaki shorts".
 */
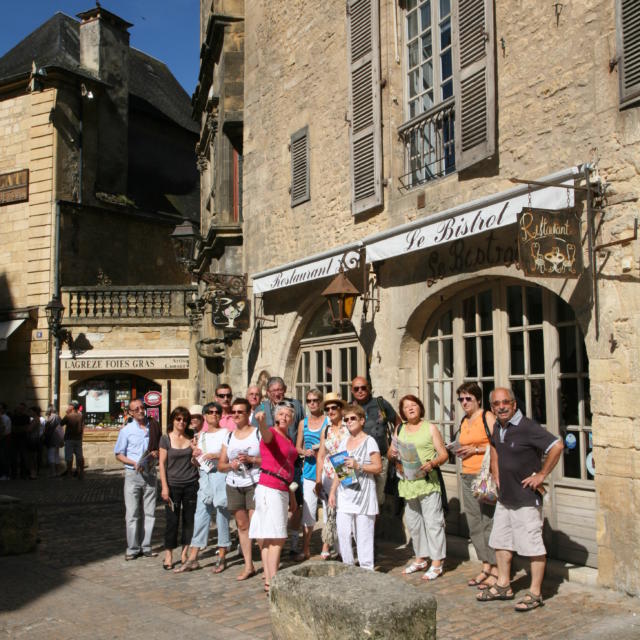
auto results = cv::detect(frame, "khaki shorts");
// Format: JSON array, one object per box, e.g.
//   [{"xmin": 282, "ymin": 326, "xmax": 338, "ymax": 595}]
[
  {"xmin": 374, "ymin": 456, "xmax": 389, "ymax": 507},
  {"xmin": 226, "ymin": 484, "xmax": 256, "ymax": 512},
  {"xmin": 489, "ymin": 502, "xmax": 546, "ymax": 557}
]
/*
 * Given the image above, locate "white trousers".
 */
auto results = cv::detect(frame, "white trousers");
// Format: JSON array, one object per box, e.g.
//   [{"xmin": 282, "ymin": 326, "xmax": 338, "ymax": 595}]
[{"xmin": 336, "ymin": 511, "xmax": 375, "ymax": 571}]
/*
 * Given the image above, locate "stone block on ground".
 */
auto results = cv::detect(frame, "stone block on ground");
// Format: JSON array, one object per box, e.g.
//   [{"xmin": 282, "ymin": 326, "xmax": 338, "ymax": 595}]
[
  {"xmin": 0, "ymin": 495, "xmax": 38, "ymax": 555},
  {"xmin": 270, "ymin": 561, "xmax": 436, "ymax": 640}
]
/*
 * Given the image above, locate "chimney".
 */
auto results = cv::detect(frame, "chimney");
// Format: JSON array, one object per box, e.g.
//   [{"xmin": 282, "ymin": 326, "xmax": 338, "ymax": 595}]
[{"xmin": 77, "ymin": 5, "xmax": 132, "ymax": 196}]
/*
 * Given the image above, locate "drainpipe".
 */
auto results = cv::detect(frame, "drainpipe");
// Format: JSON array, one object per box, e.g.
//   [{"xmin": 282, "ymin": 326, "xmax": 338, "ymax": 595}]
[{"xmin": 52, "ymin": 200, "xmax": 61, "ymax": 406}]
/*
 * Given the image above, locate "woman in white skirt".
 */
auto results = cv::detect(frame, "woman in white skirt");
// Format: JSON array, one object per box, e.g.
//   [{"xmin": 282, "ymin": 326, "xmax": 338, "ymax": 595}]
[
  {"xmin": 329, "ymin": 403, "xmax": 382, "ymax": 571},
  {"xmin": 250, "ymin": 402, "xmax": 299, "ymax": 593}
]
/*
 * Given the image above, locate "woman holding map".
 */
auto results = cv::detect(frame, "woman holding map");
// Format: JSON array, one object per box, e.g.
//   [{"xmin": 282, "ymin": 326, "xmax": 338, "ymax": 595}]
[
  {"xmin": 328, "ymin": 403, "xmax": 382, "ymax": 571},
  {"xmin": 388, "ymin": 394, "xmax": 448, "ymax": 581}
]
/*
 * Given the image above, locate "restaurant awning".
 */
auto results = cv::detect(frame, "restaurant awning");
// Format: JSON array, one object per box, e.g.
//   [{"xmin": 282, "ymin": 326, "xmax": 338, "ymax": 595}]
[
  {"xmin": 0, "ymin": 319, "xmax": 26, "ymax": 351},
  {"xmin": 252, "ymin": 165, "xmax": 582, "ymax": 294}
]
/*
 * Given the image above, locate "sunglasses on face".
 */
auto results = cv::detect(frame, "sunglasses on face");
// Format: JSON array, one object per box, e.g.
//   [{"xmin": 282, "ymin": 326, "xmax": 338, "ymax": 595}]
[
  {"xmin": 324, "ymin": 405, "xmax": 340, "ymax": 412},
  {"xmin": 206, "ymin": 410, "xmax": 220, "ymax": 415},
  {"xmin": 306, "ymin": 398, "xmax": 320, "ymax": 404},
  {"xmin": 352, "ymin": 385, "xmax": 368, "ymax": 392},
  {"xmin": 344, "ymin": 415, "xmax": 360, "ymax": 422},
  {"xmin": 277, "ymin": 400, "xmax": 295, "ymax": 409},
  {"xmin": 491, "ymin": 399, "xmax": 514, "ymax": 407},
  {"xmin": 458, "ymin": 396, "xmax": 475, "ymax": 403},
  {"xmin": 217, "ymin": 393, "xmax": 232, "ymax": 399},
  {"xmin": 231, "ymin": 410, "xmax": 247, "ymax": 415},
  {"xmin": 174, "ymin": 417, "xmax": 187, "ymax": 423}
]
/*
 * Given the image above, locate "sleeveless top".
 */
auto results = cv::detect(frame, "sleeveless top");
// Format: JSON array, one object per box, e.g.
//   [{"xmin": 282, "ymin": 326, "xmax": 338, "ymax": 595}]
[
  {"xmin": 322, "ymin": 423, "xmax": 350, "ymax": 479},
  {"xmin": 397, "ymin": 421, "xmax": 440, "ymax": 500},
  {"xmin": 459, "ymin": 412, "xmax": 491, "ymax": 475},
  {"xmin": 258, "ymin": 427, "xmax": 299, "ymax": 492},
  {"xmin": 302, "ymin": 416, "xmax": 327, "ymax": 480},
  {"xmin": 225, "ymin": 428, "xmax": 261, "ymax": 487}
]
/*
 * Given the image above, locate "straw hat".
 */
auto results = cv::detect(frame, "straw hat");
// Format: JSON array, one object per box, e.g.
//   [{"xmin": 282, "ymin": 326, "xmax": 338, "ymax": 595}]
[
  {"xmin": 322, "ymin": 392, "xmax": 346, "ymax": 410},
  {"xmin": 189, "ymin": 404, "xmax": 203, "ymax": 416}
]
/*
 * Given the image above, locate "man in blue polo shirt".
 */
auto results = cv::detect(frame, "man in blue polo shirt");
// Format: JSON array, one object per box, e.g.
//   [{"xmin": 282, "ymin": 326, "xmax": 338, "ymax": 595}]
[
  {"xmin": 477, "ymin": 387, "xmax": 563, "ymax": 611},
  {"xmin": 114, "ymin": 398, "xmax": 161, "ymax": 561}
]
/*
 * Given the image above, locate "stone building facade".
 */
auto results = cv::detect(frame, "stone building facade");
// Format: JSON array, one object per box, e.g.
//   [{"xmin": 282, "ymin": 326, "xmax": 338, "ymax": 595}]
[
  {"xmin": 229, "ymin": 0, "xmax": 640, "ymax": 594},
  {"xmin": 0, "ymin": 6, "xmax": 199, "ymax": 460}
]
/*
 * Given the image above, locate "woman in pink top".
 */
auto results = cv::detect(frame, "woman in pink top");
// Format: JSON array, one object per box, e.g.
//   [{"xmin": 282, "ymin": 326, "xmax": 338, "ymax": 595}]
[{"xmin": 249, "ymin": 401, "xmax": 299, "ymax": 593}]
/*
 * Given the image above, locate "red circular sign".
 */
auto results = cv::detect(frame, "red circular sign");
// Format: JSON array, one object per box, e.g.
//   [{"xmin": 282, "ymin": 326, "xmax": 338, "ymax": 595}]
[{"xmin": 144, "ymin": 391, "xmax": 162, "ymax": 407}]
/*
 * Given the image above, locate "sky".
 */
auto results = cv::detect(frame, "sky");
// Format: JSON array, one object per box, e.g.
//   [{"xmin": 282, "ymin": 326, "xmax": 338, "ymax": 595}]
[{"xmin": 0, "ymin": 0, "xmax": 200, "ymax": 95}]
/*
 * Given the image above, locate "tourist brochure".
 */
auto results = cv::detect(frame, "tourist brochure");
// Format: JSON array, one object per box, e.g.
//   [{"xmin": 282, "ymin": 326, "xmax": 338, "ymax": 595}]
[
  {"xmin": 328, "ymin": 451, "xmax": 359, "ymax": 488},
  {"xmin": 393, "ymin": 437, "xmax": 426, "ymax": 481},
  {"xmin": 196, "ymin": 454, "xmax": 216, "ymax": 473}
]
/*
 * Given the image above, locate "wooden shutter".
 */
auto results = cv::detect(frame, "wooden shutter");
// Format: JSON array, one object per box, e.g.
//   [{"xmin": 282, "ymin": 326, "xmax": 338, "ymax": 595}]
[
  {"xmin": 452, "ymin": 0, "xmax": 495, "ymax": 171},
  {"xmin": 347, "ymin": 0, "xmax": 382, "ymax": 215},
  {"xmin": 290, "ymin": 126, "xmax": 310, "ymax": 207},
  {"xmin": 617, "ymin": 0, "xmax": 640, "ymax": 107}
]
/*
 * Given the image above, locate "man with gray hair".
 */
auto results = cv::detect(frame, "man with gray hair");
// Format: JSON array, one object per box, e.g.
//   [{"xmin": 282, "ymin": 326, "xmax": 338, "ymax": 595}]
[{"xmin": 477, "ymin": 387, "xmax": 563, "ymax": 611}]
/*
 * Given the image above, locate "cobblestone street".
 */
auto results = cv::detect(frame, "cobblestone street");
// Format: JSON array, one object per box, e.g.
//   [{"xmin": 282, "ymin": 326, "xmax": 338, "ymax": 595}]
[{"xmin": 1, "ymin": 471, "xmax": 638, "ymax": 640}]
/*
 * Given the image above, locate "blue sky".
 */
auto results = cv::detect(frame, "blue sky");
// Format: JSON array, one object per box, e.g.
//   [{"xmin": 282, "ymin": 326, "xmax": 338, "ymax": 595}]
[{"xmin": 0, "ymin": 0, "xmax": 199, "ymax": 95}]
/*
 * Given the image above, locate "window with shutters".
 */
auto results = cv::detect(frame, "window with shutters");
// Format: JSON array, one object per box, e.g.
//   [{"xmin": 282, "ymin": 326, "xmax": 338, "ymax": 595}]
[
  {"xmin": 290, "ymin": 126, "xmax": 310, "ymax": 207},
  {"xmin": 616, "ymin": 0, "xmax": 640, "ymax": 108},
  {"xmin": 398, "ymin": 0, "xmax": 495, "ymax": 190}
]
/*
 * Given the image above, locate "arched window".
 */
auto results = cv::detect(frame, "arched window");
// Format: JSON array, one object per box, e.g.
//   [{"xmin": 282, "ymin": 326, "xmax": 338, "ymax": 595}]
[{"xmin": 293, "ymin": 306, "xmax": 365, "ymax": 402}]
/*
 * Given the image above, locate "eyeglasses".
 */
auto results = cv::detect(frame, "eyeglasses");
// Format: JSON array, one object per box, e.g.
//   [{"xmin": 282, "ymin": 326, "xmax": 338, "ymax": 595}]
[
  {"xmin": 216, "ymin": 393, "xmax": 232, "ymax": 399},
  {"xmin": 352, "ymin": 385, "xmax": 368, "ymax": 392},
  {"xmin": 206, "ymin": 410, "xmax": 220, "ymax": 415},
  {"xmin": 457, "ymin": 396, "xmax": 475, "ymax": 403},
  {"xmin": 231, "ymin": 410, "xmax": 247, "ymax": 415},
  {"xmin": 277, "ymin": 400, "xmax": 295, "ymax": 409},
  {"xmin": 306, "ymin": 398, "xmax": 320, "ymax": 404},
  {"xmin": 174, "ymin": 417, "xmax": 187, "ymax": 423},
  {"xmin": 324, "ymin": 405, "xmax": 340, "ymax": 412},
  {"xmin": 491, "ymin": 399, "xmax": 514, "ymax": 407},
  {"xmin": 344, "ymin": 415, "xmax": 360, "ymax": 422}
]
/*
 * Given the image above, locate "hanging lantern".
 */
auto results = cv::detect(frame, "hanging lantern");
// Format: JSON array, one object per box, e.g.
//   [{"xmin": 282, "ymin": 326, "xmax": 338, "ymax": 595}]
[{"xmin": 321, "ymin": 270, "xmax": 360, "ymax": 328}]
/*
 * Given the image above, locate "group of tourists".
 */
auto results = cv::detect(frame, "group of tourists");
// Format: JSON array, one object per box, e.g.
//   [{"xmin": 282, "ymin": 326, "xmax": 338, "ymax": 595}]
[{"xmin": 113, "ymin": 374, "xmax": 563, "ymax": 610}]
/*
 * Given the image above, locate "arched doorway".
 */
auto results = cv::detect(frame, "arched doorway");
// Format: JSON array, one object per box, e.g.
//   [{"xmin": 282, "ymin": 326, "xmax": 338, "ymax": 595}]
[
  {"xmin": 71, "ymin": 374, "xmax": 162, "ymax": 428},
  {"xmin": 422, "ymin": 279, "xmax": 595, "ymax": 566},
  {"xmin": 293, "ymin": 305, "xmax": 366, "ymax": 402}
]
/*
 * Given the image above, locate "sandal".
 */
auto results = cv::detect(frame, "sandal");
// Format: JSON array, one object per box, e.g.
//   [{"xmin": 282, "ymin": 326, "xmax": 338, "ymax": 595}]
[
  {"xmin": 173, "ymin": 560, "xmax": 200, "ymax": 573},
  {"xmin": 402, "ymin": 561, "xmax": 429, "ymax": 575},
  {"xmin": 212, "ymin": 557, "xmax": 226, "ymax": 574},
  {"xmin": 236, "ymin": 568, "xmax": 257, "ymax": 581},
  {"xmin": 468, "ymin": 570, "xmax": 491, "ymax": 586},
  {"xmin": 162, "ymin": 562, "xmax": 174, "ymax": 571},
  {"xmin": 476, "ymin": 583, "xmax": 514, "ymax": 601},
  {"xmin": 515, "ymin": 591, "xmax": 544, "ymax": 612},
  {"xmin": 477, "ymin": 573, "xmax": 499, "ymax": 590},
  {"xmin": 422, "ymin": 565, "xmax": 444, "ymax": 581},
  {"xmin": 264, "ymin": 582, "xmax": 270, "ymax": 593}
]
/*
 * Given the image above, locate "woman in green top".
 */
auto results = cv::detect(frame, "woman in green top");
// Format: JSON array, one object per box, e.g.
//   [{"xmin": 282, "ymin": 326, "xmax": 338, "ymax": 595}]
[{"xmin": 388, "ymin": 394, "xmax": 449, "ymax": 580}]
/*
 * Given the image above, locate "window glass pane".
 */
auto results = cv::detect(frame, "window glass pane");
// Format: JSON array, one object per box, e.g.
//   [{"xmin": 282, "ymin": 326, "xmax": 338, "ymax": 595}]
[
  {"xmin": 350, "ymin": 347, "xmax": 358, "ymax": 382},
  {"xmin": 422, "ymin": 61, "xmax": 433, "ymax": 91},
  {"xmin": 481, "ymin": 380, "xmax": 494, "ymax": 408},
  {"xmin": 562, "ymin": 429, "xmax": 581, "ymax": 479},
  {"xmin": 422, "ymin": 92, "xmax": 434, "ymax": 111},
  {"xmin": 296, "ymin": 360, "xmax": 302, "ymax": 383},
  {"xmin": 465, "ymin": 337, "xmax": 477, "ymax": 377},
  {"xmin": 443, "ymin": 381, "xmax": 454, "ymax": 421},
  {"xmin": 439, "ymin": 0, "xmax": 450, "ymax": 17},
  {"xmin": 428, "ymin": 383, "xmax": 440, "ymax": 421},
  {"xmin": 408, "ymin": 40, "xmax": 419, "ymax": 68},
  {"xmin": 407, "ymin": 0, "xmax": 417, "ymax": 10},
  {"xmin": 303, "ymin": 352, "xmax": 310, "ymax": 382},
  {"xmin": 526, "ymin": 287, "xmax": 543, "ymax": 325},
  {"xmin": 440, "ymin": 49, "xmax": 452, "ymax": 83},
  {"xmin": 556, "ymin": 296, "xmax": 575, "ymax": 322},
  {"xmin": 441, "ymin": 80, "xmax": 453, "ymax": 101},
  {"xmin": 510, "ymin": 332, "xmax": 524, "ymax": 375},
  {"xmin": 420, "ymin": 0, "xmax": 431, "ymax": 30},
  {"xmin": 529, "ymin": 329, "xmax": 544, "ymax": 374},
  {"xmin": 427, "ymin": 340, "xmax": 439, "ymax": 378},
  {"xmin": 409, "ymin": 99, "xmax": 418, "ymax": 118},
  {"xmin": 586, "ymin": 431, "xmax": 594, "ymax": 479},
  {"xmin": 440, "ymin": 17, "xmax": 451, "ymax": 51},
  {"xmin": 422, "ymin": 31, "xmax": 432, "ymax": 60},
  {"xmin": 478, "ymin": 290, "xmax": 492, "ymax": 331},
  {"xmin": 407, "ymin": 11, "xmax": 418, "ymax": 39},
  {"xmin": 580, "ymin": 337, "xmax": 588, "ymax": 374},
  {"xmin": 531, "ymin": 379, "xmax": 546, "ymax": 424},
  {"xmin": 560, "ymin": 378, "xmax": 579, "ymax": 426},
  {"xmin": 340, "ymin": 348, "xmax": 348, "ymax": 382},
  {"xmin": 558, "ymin": 325, "xmax": 577, "ymax": 372},
  {"xmin": 409, "ymin": 69, "xmax": 420, "ymax": 98},
  {"xmin": 584, "ymin": 378, "xmax": 592, "ymax": 426},
  {"xmin": 440, "ymin": 309, "xmax": 452, "ymax": 335},
  {"xmin": 463, "ymin": 296, "xmax": 475, "ymax": 332},
  {"xmin": 443, "ymin": 338, "xmax": 453, "ymax": 376},
  {"xmin": 481, "ymin": 335, "xmax": 494, "ymax": 376},
  {"xmin": 340, "ymin": 383, "xmax": 349, "ymax": 401},
  {"xmin": 326, "ymin": 350, "xmax": 333, "ymax": 383},
  {"xmin": 507, "ymin": 286, "xmax": 523, "ymax": 327},
  {"xmin": 511, "ymin": 379, "xmax": 526, "ymax": 414}
]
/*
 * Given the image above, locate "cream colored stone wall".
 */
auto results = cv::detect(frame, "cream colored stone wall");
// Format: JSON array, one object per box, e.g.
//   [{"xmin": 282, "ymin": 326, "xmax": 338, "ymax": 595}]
[{"xmin": 242, "ymin": 1, "xmax": 640, "ymax": 592}]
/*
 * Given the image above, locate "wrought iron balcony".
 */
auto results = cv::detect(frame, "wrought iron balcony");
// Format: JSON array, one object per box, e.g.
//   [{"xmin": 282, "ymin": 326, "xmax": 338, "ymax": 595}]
[
  {"xmin": 60, "ymin": 286, "xmax": 197, "ymax": 325},
  {"xmin": 398, "ymin": 97, "xmax": 456, "ymax": 191}
]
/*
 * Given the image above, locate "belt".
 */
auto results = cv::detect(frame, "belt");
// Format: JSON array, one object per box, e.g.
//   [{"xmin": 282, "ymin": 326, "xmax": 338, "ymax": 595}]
[{"xmin": 259, "ymin": 467, "xmax": 290, "ymax": 485}]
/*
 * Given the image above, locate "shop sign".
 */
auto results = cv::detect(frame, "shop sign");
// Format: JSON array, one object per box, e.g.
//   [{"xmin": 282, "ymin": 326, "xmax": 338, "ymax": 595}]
[
  {"xmin": 0, "ymin": 169, "xmax": 29, "ymax": 206},
  {"xmin": 517, "ymin": 208, "xmax": 583, "ymax": 278},
  {"xmin": 144, "ymin": 391, "xmax": 162, "ymax": 406},
  {"xmin": 424, "ymin": 231, "xmax": 519, "ymax": 287},
  {"xmin": 62, "ymin": 356, "xmax": 188, "ymax": 371},
  {"xmin": 201, "ymin": 273, "xmax": 251, "ymax": 330}
]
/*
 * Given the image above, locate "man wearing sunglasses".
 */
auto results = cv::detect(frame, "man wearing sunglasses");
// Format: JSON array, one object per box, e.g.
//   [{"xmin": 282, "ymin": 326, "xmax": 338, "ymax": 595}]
[
  {"xmin": 215, "ymin": 383, "xmax": 236, "ymax": 431},
  {"xmin": 478, "ymin": 387, "xmax": 563, "ymax": 611},
  {"xmin": 350, "ymin": 376, "xmax": 400, "ymax": 507},
  {"xmin": 114, "ymin": 398, "xmax": 162, "ymax": 561}
]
